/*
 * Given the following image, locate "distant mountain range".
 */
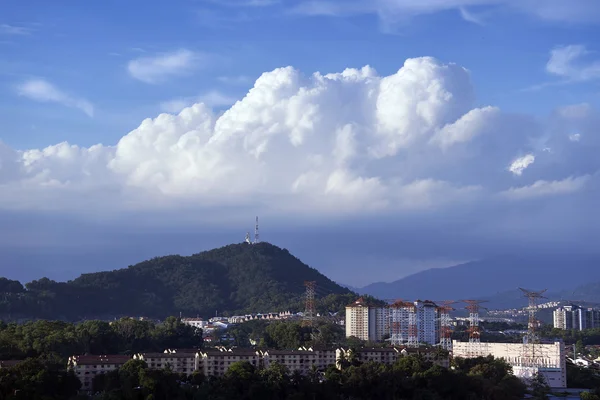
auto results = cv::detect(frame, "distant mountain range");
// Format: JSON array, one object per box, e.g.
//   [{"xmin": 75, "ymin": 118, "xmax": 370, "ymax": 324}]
[
  {"xmin": 354, "ymin": 255, "xmax": 600, "ymax": 309},
  {"xmin": 0, "ymin": 242, "xmax": 352, "ymax": 321},
  {"xmin": 2, "ymin": 244, "xmax": 599, "ymax": 321}
]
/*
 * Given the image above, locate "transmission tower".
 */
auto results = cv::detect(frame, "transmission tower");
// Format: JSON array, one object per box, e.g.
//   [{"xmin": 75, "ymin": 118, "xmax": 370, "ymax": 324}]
[
  {"xmin": 437, "ymin": 301, "xmax": 456, "ymax": 350},
  {"xmin": 462, "ymin": 300, "xmax": 488, "ymax": 343},
  {"xmin": 519, "ymin": 288, "xmax": 547, "ymax": 344},
  {"xmin": 253, "ymin": 216, "xmax": 260, "ymax": 244},
  {"xmin": 302, "ymin": 281, "xmax": 317, "ymax": 327},
  {"xmin": 518, "ymin": 288, "xmax": 548, "ymax": 374}
]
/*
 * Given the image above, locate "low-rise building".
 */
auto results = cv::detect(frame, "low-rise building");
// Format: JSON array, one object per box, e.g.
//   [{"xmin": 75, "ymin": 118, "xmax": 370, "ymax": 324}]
[
  {"xmin": 181, "ymin": 318, "xmax": 207, "ymax": 330},
  {"xmin": 197, "ymin": 348, "xmax": 262, "ymax": 376},
  {"xmin": 300, "ymin": 346, "xmax": 337, "ymax": 370},
  {"xmin": 68, "ymin": 355, "xmax": 131, "ymax": 391},
  {"xmin": 133, "ymin": 351, "xmax": 197, "ymax": 375},
  {"xmin": 452, "ymin": 340, "xmax": 566, "ymax": 388},
  {"xmin": 261, "ymin": 350, "xmax": 318, "ymax": 374}
]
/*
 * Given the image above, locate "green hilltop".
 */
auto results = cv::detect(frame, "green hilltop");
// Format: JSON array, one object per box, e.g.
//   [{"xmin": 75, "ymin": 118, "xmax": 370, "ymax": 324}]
[{"xmin": 0, "ymin": 242, "xmax": 355, "ymax": 321}]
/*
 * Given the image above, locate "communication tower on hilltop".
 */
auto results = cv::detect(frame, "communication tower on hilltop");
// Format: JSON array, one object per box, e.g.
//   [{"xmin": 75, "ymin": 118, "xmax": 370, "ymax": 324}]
[
  {"xmin": 253, "ymin": 216, "xmax": 260, "ymax": 244},
  {"xmin": 244, "ymin": 232, "xmax": 251, "ymax": 244}
]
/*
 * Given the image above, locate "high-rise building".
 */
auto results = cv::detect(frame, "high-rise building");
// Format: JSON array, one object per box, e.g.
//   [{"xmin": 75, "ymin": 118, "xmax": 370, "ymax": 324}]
[
  {"xmin": 553, "ymin": 305, "xmax": 600, "ymax": 330},
  {"xmin": 345, "ymin": 297, "xmax": 386, "ymax": 341},
  {"xmin": 346, "ymin": 298, "xmax": 440, "ymax": 345}
]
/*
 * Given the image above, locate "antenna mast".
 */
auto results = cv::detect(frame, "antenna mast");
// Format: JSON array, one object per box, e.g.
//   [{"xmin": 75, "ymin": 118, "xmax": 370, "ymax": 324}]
[{"xmin": 253, "ymin": 216, "xmax": 260, "ymax": 244}]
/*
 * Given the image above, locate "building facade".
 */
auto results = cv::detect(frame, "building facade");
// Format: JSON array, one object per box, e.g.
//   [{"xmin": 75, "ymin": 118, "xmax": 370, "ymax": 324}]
[
  {"xmin": 452, "ymin": 340, "xmax": 566, "ymax": 388},
  {"xmin": 554, "ymin": 305, "xmax": 600, "ymax": 331},
  {"xmin": 345, "ymin": 297, "xmax": 381, "ymax": 341},
  {"xmin": 67, "ymin": 355, "xmax": 131, "ymax": 391},
  {"xmin": 133, "ymin": 351, "xmax": 197, "ymax": 375}
]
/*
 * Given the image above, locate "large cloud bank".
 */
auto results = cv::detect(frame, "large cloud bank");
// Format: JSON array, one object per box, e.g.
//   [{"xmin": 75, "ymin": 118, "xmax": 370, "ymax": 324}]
[{"xmin": 0, "ymin": 57, "xmax": 597, "ymax": 218}]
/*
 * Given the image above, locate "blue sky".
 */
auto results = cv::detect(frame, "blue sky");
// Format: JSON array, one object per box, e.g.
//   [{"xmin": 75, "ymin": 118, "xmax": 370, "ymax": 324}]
[
  {"xmin": 2, "ymin": 0, "xmax": 599, "ymax": 149},
  {"xmin": 0, "ymin": 0, "xmax": 599, "ymax": 286}
]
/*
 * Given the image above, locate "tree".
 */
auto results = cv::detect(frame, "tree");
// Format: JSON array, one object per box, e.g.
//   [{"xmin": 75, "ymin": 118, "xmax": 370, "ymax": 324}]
[{"xmin": 530, "ymin": 372, "xmax": 551, "ymax": 400}]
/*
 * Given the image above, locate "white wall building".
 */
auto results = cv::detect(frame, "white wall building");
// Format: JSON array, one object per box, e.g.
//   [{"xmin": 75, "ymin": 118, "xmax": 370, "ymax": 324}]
[
  {"xmin": 452, "ymin": 340, "xmax": 567, "ymax": 388},
  {"xmin": 345, "ymin": 297, "xmax": 384, "ymax": 341}
]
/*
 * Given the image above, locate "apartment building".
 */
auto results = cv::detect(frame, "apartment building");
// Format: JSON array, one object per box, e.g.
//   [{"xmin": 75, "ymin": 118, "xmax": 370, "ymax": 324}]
[
  {"xmin": 336, "ymin": 347, "xmax": 450, "ymax": 369},
  {"xmin": 133, "ymin": 351, "xmax": 197, "ymax": 375},
  {"xmin": 181, "ymin": 318, "xmax": 207, "ymax": 330},
  {"xmin": 197, "ymin": 348, "xmax": 262, "ymax": 376},
  {"xmin": 452, "ymin": 340, "xmax": 566, "ymax": 388},
  {"xmin": 261, "ymin": 350, "xmax": 318, "ymax": 374},
  {"xmin": 345, "ymin": 297, "xmax": 386, "ymax": 341},
  {"xmin": 300, "ymin": 346, "xmax": 337, "ymax": 370},
  {"xmin": 553, "ymin": 305, "xmax": 600, "ymax": 330},
  {"xmin": 67, "ymin": 355, "xmax": 130, "ymax": 391}
]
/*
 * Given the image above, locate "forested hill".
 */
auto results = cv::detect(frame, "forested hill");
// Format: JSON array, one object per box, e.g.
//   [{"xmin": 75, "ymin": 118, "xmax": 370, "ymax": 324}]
[{"xmin": 0, "ymin": 242, "xmax": 353, "ymax": 321}]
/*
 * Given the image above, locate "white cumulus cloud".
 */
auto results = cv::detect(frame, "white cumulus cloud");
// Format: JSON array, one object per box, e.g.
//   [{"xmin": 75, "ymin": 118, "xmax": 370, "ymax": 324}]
[
  {"xmin": 16, "ymin": 79, "xmax": 94, "ymax": 117},
  {"xmin": 0, "ymin": 57, "xmax": 597, "ymax": 217},
  {"xmin": 160, "ymin": 91, "xmax": 238, "ymax": 114},
  {"xmin": 508, "ymin": 154, "xmax": 535, "ymax": 176},
  {"xmin": 127, "ymin": 49, "xmax": 204, "ymax": 84}
]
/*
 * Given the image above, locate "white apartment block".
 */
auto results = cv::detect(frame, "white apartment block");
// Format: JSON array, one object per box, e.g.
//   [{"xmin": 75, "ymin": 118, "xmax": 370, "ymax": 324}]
[
  {"xmin": 67, "ymin": 355, "xmax": 131, "ymax": 391},
  {"xmin": 452, "ymin": 340, "xmax": 566, "ymax": 388},
  {"xmin": 261, "ymin": 350, "xmax": 318, "ymax": 374},
  {"xmin": 415, "ymin": 300, "xmax": 438, "ymax": 345},
  {"xmin": 69, "ymin": 344, "xmax": 453, "ymax": 389},
  {"xmin": 299, "ymin": 347, "xmax": 337, "ymax": 370},
  {"xmin": 345, "ymin": 297, "xmax": 386, "ymax": 341},
  {"xmin": 554, "ymin": 305, "xmax": 600, "ymax": 331},
  {"xmin": 336, "ymin": 347, "xmax": 450, "ymax": 369},
  {"xmin": 354, "ymin": 299, "xmax": 440, "ymax": 346},
  {"xmin": 133, "ymin": 351, "xmax": 197, "ymax": 375},
  {"xmin": 197, "ymin": 348, "xmax": 262, "ymax": 376},
  {"xmin": 181, "ymin": 318, "xmax": 207, "ymax": 330}
]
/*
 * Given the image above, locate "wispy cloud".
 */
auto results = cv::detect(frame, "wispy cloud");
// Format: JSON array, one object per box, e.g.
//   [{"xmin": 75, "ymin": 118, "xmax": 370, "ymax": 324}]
[
  {"xmin": 16, "ymin": 79, "xmax": 94, "ymax": 117},
  {"xmin": 160, "ymin": 90, "xmax": 238, "ymax": 113},
  {"xmin": 523, "ymin": 45, "xmax": 600, "ymax": 91},
  {"xmin": 501, "ymin": 176, "xmax": 589, "ymax": 200},
  {"xmin": 127, "ymin": 49, "xmax": 205, "ymax": 84},
  {"xmin": 200, "ymin": 0, "xmax": 280, "ymax": 6},
  {"xmin": 459, "ymin": 7, "xmax": 485, "ymax": 25},
  {"xmin": 546, "ymin": 44, "xmax": 600, "ymax": 81},
  {"xmin": 290, "ymin": 1, "xmax": 600, "ymax": 25},
  {"xmin": 0, "ymin": 24, "xmax": 32, "ymax": 35},
  {"xmin": 289, "ymin": 1, "xmax": 370, "ymax": 17}
]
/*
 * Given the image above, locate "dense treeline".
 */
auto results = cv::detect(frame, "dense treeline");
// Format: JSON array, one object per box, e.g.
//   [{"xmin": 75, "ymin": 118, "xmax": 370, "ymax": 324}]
[
  {"xmin": 539, "ymin": 326, "xmax": 600, "ymax": 346},
  {"xmin": 0, "ymin": 243, "xmax": 353, "ymax": 321},
  {"xmin": 0, "ymin": 353, "xmax": 536, "ymax": 400},
  {"xmin": 0, "ymin": 317, "xmax": 203, "ymax": 360}
]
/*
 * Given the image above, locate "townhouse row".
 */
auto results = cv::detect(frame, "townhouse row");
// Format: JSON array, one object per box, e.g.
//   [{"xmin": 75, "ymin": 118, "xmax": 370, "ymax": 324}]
[{"xmin": 67, "ymin": 346, "xmax": 449, "ymax": 391}]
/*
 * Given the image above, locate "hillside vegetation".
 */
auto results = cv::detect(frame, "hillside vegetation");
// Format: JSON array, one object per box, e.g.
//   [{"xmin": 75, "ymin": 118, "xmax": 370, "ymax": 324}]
[{"xmin": 0, "ymin": 242, "xmax": 353, "ymax": 321}]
